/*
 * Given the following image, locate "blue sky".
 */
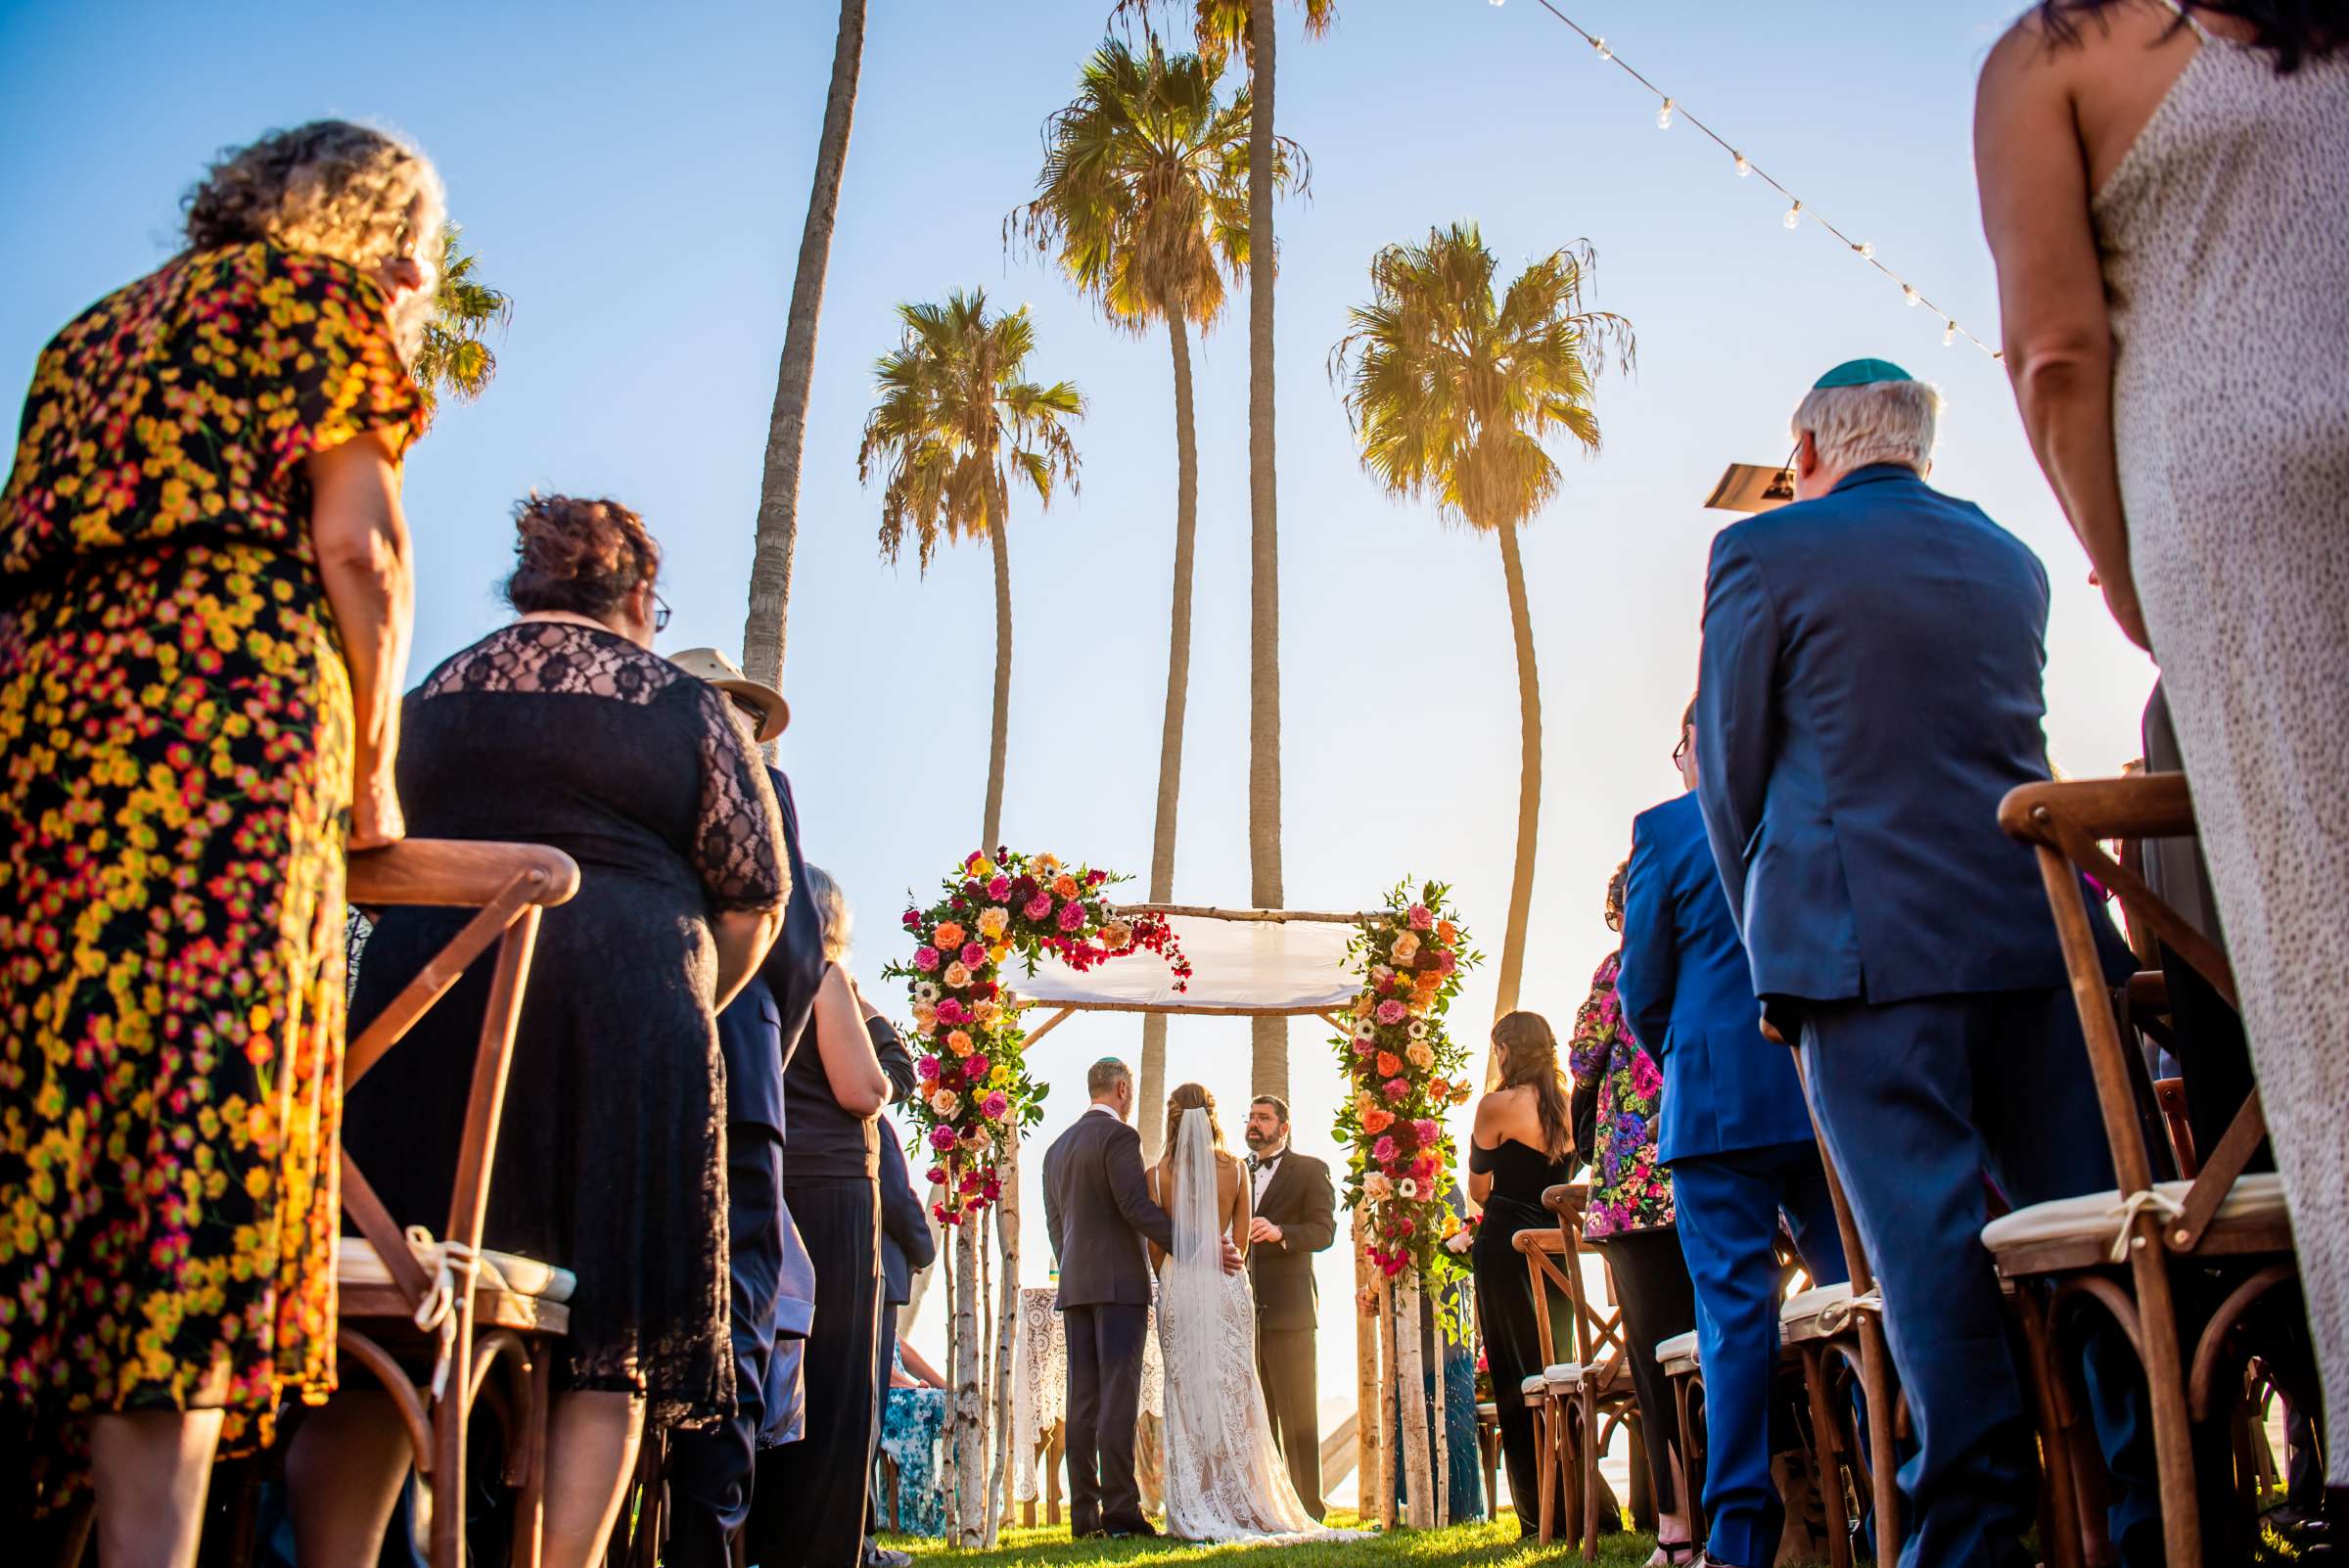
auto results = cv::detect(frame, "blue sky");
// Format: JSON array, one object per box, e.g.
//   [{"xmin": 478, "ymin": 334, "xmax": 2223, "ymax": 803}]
[{"xmin": 1, "ymin": 0, "xmax": 2153, "ymax": 1440}]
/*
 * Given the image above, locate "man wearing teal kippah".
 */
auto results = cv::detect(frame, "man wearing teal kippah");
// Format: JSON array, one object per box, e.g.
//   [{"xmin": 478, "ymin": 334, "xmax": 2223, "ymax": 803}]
[{"xmin": 1689, "ymin": 364, "xmax": 2158, "ymax": 1568}]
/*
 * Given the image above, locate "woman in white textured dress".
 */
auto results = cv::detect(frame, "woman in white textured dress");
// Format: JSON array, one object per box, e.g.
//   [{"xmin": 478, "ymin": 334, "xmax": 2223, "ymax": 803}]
[
  {"xmin": 1974, "ymin": 0, "xmax": 2349, "ymax": 1502},
  {"xmin": 1148, "ymin": 1084, "xmax": 1359, "ymax": 1543}
]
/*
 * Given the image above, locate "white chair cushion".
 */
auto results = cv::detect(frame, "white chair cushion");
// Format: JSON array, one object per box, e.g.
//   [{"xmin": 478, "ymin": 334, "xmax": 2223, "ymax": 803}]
[
  {"xmin": 1519, "ymin": 1373, "xmax": 1549, "ymax": 1398},
  {"xmin": 1778, "ymin": 1280, "xmax": 1853, "ymax": 1323},
  {"xmin": 339, "ymin": 1235, "xmax": 577, "ymax": 1303},
  {"xmin": 1656, "ymin": 1330, "xmax": 1700, "ymax": 1366},
  {"xmin": 1980, "ymin": 1175, "xmax": 2287, "ymax": 1255},
  {"xmin": 1543, "ymin": 1361, "xmax": 1583, "ymax": 1388}
]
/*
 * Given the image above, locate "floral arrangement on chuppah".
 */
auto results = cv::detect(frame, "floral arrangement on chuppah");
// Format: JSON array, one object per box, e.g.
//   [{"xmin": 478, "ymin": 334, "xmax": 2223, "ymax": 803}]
[
  {"xmin": 885, "ymin": 848, "xmax": 1190, "ymax": 1224},
  {"xmin": 1330, "ymin": 879, "xmax": 1481, "ymax": 1297}
]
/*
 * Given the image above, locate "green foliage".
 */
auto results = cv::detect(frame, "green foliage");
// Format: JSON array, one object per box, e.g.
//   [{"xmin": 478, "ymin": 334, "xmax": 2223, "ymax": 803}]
[
  {"xmin": 857, "ymin": 290, "xmax": 1084, "ymax": 571},
  {"xmin": 884, "ymin": 1512, "xmax": 1664, "ymax": 1562},
  {"xmin": 1107, "ymin": 0, "xmax": 1340, "ymax": 73},
  {"xmin": 410, "ymin": 224, "xmax": 511, "ymax": 415},
  {"xmin": 1330, "ymin": 222, "xmax": 1635, "ymax": 534},
  {"xmin": 1009, "ymin": 36, "xmax": 1303, "ymax": 334}
]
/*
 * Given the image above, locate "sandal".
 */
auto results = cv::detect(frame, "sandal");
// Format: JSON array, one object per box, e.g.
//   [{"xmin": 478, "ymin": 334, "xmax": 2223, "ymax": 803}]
[{"xmin": 1645, "ymin": 1543, "xmax": 1698, "ymax": 1567}]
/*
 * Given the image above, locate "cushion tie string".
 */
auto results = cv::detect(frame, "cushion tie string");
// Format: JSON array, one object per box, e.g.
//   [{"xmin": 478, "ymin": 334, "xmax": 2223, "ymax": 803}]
[
  {"xmin": 2107, "ymin": 1189, "xmax": 2187, "ymax": 1264},
  {"xmin": 406, "ymin": 1224, "xmax": 484, "ymax": 1401},
  {"xmin": 1818, "ymin": 1286, "xmax": 1883, "ymax": 1337}
]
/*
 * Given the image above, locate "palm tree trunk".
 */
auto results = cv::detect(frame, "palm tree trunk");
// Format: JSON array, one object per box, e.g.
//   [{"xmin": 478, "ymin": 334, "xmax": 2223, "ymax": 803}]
[
  {"xmin": 740, "ymin": 0, "xmax": 866, "ymax": 719},
  {"xmin": 1493, "ymin": 520, "xmax": 1542, "ymax": 1033},
  {"xmin": 1139, "ymin": 312, "xmax": 1200, "ymax": 1162},
  {"xmin": 1246, "ymin": 0, "xmax": 1288, "ymax": 1105},
  {"xmin": 983, "ymin": 519, "xmax": 1013, "ymax": 857}
]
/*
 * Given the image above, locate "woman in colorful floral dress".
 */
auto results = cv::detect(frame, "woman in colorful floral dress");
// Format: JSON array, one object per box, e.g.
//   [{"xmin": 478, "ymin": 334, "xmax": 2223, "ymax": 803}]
[
  {"xmin": 1569, "ymin": 862, "xmax": 1699, "ymax": 1566},
  {"xmin": 0, "ymin": 121, "xmax": 438, "ymax": 1564}
]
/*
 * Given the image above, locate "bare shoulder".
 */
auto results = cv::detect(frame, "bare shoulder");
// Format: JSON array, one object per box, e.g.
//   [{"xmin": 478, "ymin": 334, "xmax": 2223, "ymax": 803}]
[{"xmin": 1473, "ymin": 1084, "xmax": 1522, "ymax": 1139}]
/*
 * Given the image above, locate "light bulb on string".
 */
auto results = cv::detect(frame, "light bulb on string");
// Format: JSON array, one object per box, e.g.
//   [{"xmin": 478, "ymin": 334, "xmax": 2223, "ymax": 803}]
[
  {"xmin": 1657, "ymin": 98, "xmax": 1675, "ymax": 130},
  {"xmin": 1904, "ymin": 285, "xmax": 1920, "ymax": 306},
  {"xmin": 1943, "ymin": 321, "xmax": 1958, "ymax": 347},
  {"xmin": 1855, "ymin": 241, "xmax": 1874, "ymax": 259},
  {"xmin": 1733, "ymin": 152, "xmax": 1751, "ymax": 177},
  {"xmin": 1783, "ymin": 201, "xmax": 1803, "ymax": 231},
  {"xmin": 1592, "ymin": 36, "xmax": 1611, "ymax": 59}
]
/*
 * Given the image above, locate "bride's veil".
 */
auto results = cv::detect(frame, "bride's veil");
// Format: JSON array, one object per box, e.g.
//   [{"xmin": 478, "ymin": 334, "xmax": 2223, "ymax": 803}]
[{"xmin": 1161, "ymin": 1106, "xmax": 1225, "ymax": 1368}]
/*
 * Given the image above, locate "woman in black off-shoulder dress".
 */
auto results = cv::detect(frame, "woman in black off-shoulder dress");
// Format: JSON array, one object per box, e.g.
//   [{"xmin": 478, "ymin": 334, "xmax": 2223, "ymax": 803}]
[{"xmin": 298, "ymin": 495, "xmax": 787, "ymax": 1568}]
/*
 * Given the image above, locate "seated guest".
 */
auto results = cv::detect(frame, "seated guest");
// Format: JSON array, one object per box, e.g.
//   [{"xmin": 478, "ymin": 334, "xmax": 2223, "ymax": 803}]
[
  {"xmin": 876, "ymin": 1336, "xmax": 950, "ymax": 1539},
  {"xmin": 0, "ymin": 119, "xmax": 438, "ymax": 1562},
  {"xmin": 313, "ymin": 496, "xmax": 790, "ymax": 1566},
  {"xmin": 866, "ymin": 1114, "xmax": 937, "ymax": 1568},
  {"xmin": 1619, "ymin": 702, "xmax": 1847, "ymax": 1568},
  {"xmin": 1568, "ymin": 863, "xmax": 1698, "ymax": 1565},
  {"xmin": 1694, "ymin": 360, "xmax": 2153, "ymax": 1568},
  {"xmin": 747, "ymin": 866, "xmax": 892, "ymax": 1568},
  {"xmin": 1467, "ymin": 1013, "xmax": 1580, "ymax": 1538},
  {"xmin": 663, "ymin": 649, "xmax": 820, "ymax": 1568}
]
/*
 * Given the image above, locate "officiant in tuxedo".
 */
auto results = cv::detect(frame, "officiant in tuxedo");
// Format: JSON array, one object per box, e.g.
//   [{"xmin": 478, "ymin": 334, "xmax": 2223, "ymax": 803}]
[{"xmin": 1243, "ymin": 1095, "xmax": 1338, "ymax": 1520}]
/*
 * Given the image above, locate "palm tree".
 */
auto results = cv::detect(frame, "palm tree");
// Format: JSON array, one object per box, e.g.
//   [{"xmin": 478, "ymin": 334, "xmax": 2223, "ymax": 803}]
[
  {"xmin": 1332, "ymin": 222, "xmax": 1634, "ymax": 1038},
  {"xmin": 742, "ymin": 0, "xmax": 868, "ymax": 723},
  {"xmin": 410, "ymin": 224, "xmax": 511, "ymax": 415},
  {"xmin": 860, "ymin": 292, "xmax": 1084, "ymax": 854},
  {"xmin": 1010, "ymin": 38, "xmax": 1300, "ymax": 1155},
  {"xmin": 1111, "ymin": 0, "xmax": 1335, "ymax": 1104}
]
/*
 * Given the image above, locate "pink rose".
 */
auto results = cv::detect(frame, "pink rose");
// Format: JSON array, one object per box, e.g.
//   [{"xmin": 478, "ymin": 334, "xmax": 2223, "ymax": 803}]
[
  {"xmin": 966, "ymin": 1054, "xmax": 990, "ymax": 1081},
  {"xmin": 983, "ymin": 1089, "xmax": 1010, "ymax": 1120},
  {"xmin": 927, "ymin": 1166, "xmax": 946, "ymax": 1184},
  {"xmin": 916, "ymin": 1056, "xmax": 940, "ymax": 1082},
  {"xmin": 1408, "ymin": 902, "xmax": 1434, "ymax": 931},
  {"xmin": 1056, "ymin": 900, "xmax": 1085, "ymax": 932},
  {"xmin": 988, "ymin": 875, "xmax": 1011, "ymax": 900},
  {"xmin": 929, "ymin": 1125, "xmax": 957, "ymax": 1151},
  {"xmin": 960, "ymin": 942, "xmax": 988, "ymax": 968},
  {"xmin": 1025, "ymin": 892, "xmax": 1054, "ymax": 920},
  {"xmin": 1352, "ymin": 1038, "xmax": 1377, "ymax": 1058},
  {"xmin": 936, "ymin": 998, "xmax": 965, "ymax": 1026},
  {"xmin": 1438, "ymin": 948, "xmax": 1456, "ymax": 972},
  {"xmin": 1375, "ymin": 998, "xmax": 1406, "ymax": 1027},
  {"xmin": 1384, "ymin": 1078, "xmax": 1409, "ymax": 1103},
  {"xmin": 1414, "ymin": 1119, "xmax": 1440, "ymax": 1145},
  {"xmin": 1372, "ymin": 1135, "xmax": 1399, "ymax": 1163},
  {"xmin": 914, "ymin": 945, "xmax": 942, "ymax": 972}
]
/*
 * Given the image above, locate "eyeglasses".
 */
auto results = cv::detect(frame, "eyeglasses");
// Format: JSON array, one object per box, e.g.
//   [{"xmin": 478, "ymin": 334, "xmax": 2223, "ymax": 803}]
[
  {"xmin": 1672, "ymin": 732, "xmax": 1691, "ymax": 764},
  {"xmin": 651, "ymin": 589, "xmax": 672, "ymax": 634}
]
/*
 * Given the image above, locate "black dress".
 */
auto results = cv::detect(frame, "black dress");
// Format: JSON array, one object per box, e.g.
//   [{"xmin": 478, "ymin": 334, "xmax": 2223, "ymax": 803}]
[
  {"xmin": 344, "ymin": 622, "xmax": 787, "ymax": 1429},
  {"xmin": 1470, "ymin": 1134, "xmax": 1575, "ymax": 1536}
]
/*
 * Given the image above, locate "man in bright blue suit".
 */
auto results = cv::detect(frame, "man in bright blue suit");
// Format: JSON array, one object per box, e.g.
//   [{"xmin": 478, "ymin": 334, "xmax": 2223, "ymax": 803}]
[
  {"xmin": 1619, "ymin": 699, "xmax": 1846, "ymax": 1568},
  {"xmin": 1693, "ymin": 361, "xmax": 2154, "ymax": 1568}
]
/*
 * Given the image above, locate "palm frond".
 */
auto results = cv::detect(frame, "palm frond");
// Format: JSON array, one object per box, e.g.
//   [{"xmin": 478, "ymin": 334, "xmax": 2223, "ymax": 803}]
[{"xmin": 410, "ymin": 223, "xmax": 512, "ymax": 414}]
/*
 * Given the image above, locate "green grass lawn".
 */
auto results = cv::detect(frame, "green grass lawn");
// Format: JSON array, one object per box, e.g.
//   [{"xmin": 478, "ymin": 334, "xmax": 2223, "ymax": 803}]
[{"xmin": 885, "ymin": 1511, "xmax": 1664, "ymax": 1568}]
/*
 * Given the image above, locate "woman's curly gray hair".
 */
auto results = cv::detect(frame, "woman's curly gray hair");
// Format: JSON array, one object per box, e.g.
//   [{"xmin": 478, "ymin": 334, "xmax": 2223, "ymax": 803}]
[{"xmin": 183, "ymin": 119, "xmax": 445, "ymax": 363}]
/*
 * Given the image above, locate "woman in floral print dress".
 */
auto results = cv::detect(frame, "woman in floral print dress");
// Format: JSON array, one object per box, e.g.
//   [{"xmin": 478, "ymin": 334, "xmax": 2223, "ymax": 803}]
[
  {"xmin": 0, "ymin": 121, "xmax": 438, "ymax": 1564},
  {"xmin": 1568, "ymin": 863, "xmax": 1699, "ymax": 1565}
]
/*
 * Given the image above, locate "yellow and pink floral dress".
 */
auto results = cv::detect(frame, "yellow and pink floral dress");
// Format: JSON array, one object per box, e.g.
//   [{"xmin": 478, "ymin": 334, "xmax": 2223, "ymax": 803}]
[
  {"xmin": 1566, "ymin": 952, "xmax": 1675, "ymax": 1238},
  {"xmin": 0, "ymin": 242, "xmax": 423, "ymax": 1475}
]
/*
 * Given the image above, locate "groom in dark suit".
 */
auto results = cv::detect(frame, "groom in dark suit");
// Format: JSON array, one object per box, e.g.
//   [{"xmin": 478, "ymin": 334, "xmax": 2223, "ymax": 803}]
[
  {"xmin": 1242, "ymin": 1094, "xmax": 1337, "ymax": 1519},
  {"xmin": 1040, "ymin": 1058, "xmax": 1174, "ymax": 1538}
]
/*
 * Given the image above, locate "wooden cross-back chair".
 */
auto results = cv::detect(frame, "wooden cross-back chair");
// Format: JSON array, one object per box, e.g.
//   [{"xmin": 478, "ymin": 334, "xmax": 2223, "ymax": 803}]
[
  {"xmin": 1511, "ymin": 1182, "xmax": 1647, "ymax": 1560},
  {"xmin": 1990, "ymin": 774, "xmax": 2303, "ymax": 1568},
  {"xmin": 328, "ymin": 839, "xmax": 579, "ymax": 1568}
]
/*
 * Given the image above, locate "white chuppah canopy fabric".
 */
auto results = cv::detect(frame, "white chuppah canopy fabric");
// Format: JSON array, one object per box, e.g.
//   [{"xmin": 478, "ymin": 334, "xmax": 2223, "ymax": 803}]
[{"xmin": 1011, "ymin": 910, "xmax": 1362, "ymax": 1015}]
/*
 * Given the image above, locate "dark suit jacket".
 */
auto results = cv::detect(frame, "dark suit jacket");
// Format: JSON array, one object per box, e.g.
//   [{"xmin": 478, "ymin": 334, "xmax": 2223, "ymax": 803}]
[
  {"xmin": 1695, "ymin": 465, "xmax": 2078, "ymax": 1013},
  {"xmin": 1246, "ymin": 1150, "xmax": 1336, "ymax": 1332},
  {"xmin": 1042, "ymin": 1109, "xmax": 1173, "ymax": 1309},
  {"xmin": 1618, "ymin": 791, "xmax": 1814, "ymax": 1166},
  {"xmin": 877, "ymin": 1118, "xmax": 935, "ymax": 1308},
  {"xmin": 716, "ymin": 766, "xmax": 824, "ymax": 1146}
]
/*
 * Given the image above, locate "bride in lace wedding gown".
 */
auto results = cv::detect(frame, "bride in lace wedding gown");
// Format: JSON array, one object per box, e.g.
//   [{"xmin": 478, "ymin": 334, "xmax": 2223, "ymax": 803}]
[{"xmin": 1150, "ymin": 1094, "xmax": 1363, "ymax": 1544}]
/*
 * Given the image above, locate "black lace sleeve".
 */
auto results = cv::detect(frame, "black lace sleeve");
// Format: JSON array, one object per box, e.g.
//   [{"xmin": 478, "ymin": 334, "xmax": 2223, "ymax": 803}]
[{"xmin": 688, "ymin": 684, "xmax": 788, "ymax": 913}]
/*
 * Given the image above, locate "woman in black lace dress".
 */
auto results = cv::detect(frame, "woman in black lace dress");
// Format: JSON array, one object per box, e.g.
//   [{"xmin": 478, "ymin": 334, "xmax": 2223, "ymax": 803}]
[{"xmin": 294, "ymin": 495, "xmax": 787, "ymax": 1567}]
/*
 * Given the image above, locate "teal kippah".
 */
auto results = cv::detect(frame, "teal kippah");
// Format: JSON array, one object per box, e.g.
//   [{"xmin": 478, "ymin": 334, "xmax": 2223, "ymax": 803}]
[{"xmin": 1813, "ymin": 357, "xmax": 1912, "ymax": 390}]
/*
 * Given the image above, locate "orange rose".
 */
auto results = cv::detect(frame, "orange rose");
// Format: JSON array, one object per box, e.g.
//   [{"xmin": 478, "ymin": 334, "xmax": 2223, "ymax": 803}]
[
  {"xmin": 946, "ymin": 1030, "xmax": 974, "ymax": 1057},
  {"xmin": 1051, "ymin": 874, "xmax": 1080, "ymax": 899},
  {"xmin": 1362, "ymin": 1107, "xmax": 1395, "ymax": 1134},
  {"xmin": 934, "ymin": 921, "xmax": 966, "ymax": 949},
  {"xmin": 1437, "ymin": 919, "xmax": 1457, "ymax": 945},
  {"xmin": 1376, "ymin": 1051, "xmax": 1402, "ymax": 1078}
]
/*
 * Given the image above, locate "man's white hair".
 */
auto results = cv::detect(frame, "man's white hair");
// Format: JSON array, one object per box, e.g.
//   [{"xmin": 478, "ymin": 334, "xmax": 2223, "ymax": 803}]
[{"xmin": 1790, "ymin": 378, "xmax": 1945, "ymax": 475}]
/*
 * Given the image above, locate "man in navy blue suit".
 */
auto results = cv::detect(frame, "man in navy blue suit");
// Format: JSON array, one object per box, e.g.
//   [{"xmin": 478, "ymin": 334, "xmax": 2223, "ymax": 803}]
[
  {"xmin": 1693, "ymin": 362, "xmax": 2153, "ymax": 1568},
  {"xmin": 1619, "ymin": 698, "xmax": 1846, "ymax": 1568}
]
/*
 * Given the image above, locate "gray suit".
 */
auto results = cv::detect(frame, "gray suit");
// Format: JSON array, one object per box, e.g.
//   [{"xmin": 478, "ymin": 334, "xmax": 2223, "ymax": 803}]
[{"xmin": 1042, "ymin": 1108, "xmax": 1173, "ymax": 1536}]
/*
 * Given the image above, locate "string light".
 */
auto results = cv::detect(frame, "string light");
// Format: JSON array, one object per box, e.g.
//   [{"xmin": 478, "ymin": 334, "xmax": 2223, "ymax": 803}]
[{"xmin": 1516, "ymin": 0, "xmax": 2002, "ymax": 361}]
